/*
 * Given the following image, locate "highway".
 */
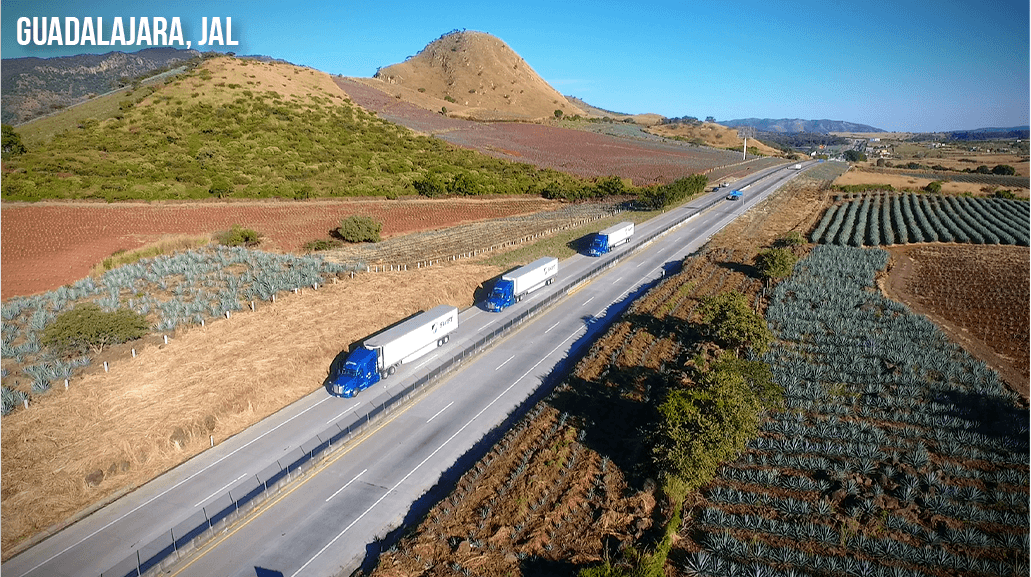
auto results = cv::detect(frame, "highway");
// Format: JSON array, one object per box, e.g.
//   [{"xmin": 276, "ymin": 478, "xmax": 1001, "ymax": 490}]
[{"xmin": 1, "ymin": 161, "xmax": 812, "ymax": 577}]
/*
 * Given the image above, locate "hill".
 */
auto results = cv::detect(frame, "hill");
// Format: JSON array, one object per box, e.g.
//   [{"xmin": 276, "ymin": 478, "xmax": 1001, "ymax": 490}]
[
  {"xmin": 645, "ymin": 121, "xmax": 783, "ymax": 157},
  {"xmin": 1, "ymin": 54, "xmax": 591, "ymax": 202},
  {"xmin": 564, "ymin": 95, "xmax": 664, "ymax": 125},
  {"xmin": 364, "ymin": 30, "xmax": 587, "ymax": 122},
  {"xmin": 719, "ymin": 117, "xmax": 885, "ymax": 134},
  {"xmin": 1, "ymin": 47, "xmax": 200, "ymax": 125}
]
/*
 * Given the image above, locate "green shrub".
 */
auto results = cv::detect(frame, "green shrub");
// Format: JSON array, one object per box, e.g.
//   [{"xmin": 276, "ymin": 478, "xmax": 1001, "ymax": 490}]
[
  {"xmin": 303, "ymin": 239, "xmax": 343, "ymax": 251},
  {"xmin": 42, "ymin": 303, "xmax": 149, "ymax": 354},
  {"xmin": 443, "ymin": 95, "xmax": 456, "ymax": 103},
  {"xmin": 923, "ymin": 180, "xmax": 943, "ymax": 194},
  {"xmin": 992, "ymin": 164, "xmax": 1016, "ymax": 175},
  {"xmin": 337, "ymin": 215, "xmax": 382, "ymax": 243},
  {"xmin": 215, "ymin": 224, "xmax": 261, "ymax": 246},
  {"xmin": 697, "ymin": 291, "xmax": 771, "ymax": 355},
  {"xmin": 209, "ymin": 175, "xmax": 232, "ymax": 198},
  {"xmin": 755, "ymin": 247, "xmax": 798, "ymax": 281},
  {"xmin": 773, "ymin": 231, "xmax": 805, "ymax": 247},
  {"xmin": 2, "ymin": 124, "xmax": 27, "ymax": 155}
]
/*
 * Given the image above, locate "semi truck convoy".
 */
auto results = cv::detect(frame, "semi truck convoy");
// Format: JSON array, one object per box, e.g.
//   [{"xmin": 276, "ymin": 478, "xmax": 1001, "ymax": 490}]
[
  {"xmin": 485, "ymin": 256, "xmax": 558, "ymax": 312},
  {"xmin": 329, "ymin": 304, "xmax": 459, "ymax": 397},
  {"xmin": 588, "ymin": 221, "xmax": 634, "ymax": 256}
]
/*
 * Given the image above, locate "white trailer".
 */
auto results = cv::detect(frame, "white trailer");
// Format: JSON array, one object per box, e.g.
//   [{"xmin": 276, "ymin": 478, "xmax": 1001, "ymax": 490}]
[
  {"xmin": 506, "ymin": 256, "xmax": 558, "ymax": 296},
  {"xmin": 364, "ymin": 304, "xmax": 459, "ymax": 374},
  {"xmin": 486, "ymin": 256, "xmax": 559, "ymax": 311},
  {"xmin": 791, "ymin": 163, "xmax": 803, "ymax": 170},
  {"xmin": 589, "ymin": 221, "xmax": 635, "ymax": 256}
]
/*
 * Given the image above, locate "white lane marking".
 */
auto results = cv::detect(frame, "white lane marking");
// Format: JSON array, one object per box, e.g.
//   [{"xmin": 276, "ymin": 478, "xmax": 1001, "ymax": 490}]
[
  {"xmin": 427, "ymin": 401, "xmax": 454, "ymax": 423},
  {"xmin": 325, "ymin": 469, "xmax": 367, "ymax": 503},
  {"xmin": 326, "ymin": 402, "xmax": 361, "ymax": 425},
  {"xmin": 194, "ymin": 474, "xmax": 248, "ymax": 508},
  {"xmin": 583, "ymin": 296, "xmax": 595, "ymax": 306},
  {"xmin": 495, "ymin": 354, "xmax": 515, "ymax": 371},
  {"xmin": 293, "ymin": 327, "xmax": 584, "ymax": 577},
  {"xmin": 414, "ymin": 353, "xmax": 440, "ymax": 371},
  {"xmin": 543, "ymin": 321, "xmax": 561, "ymax": 334},
  {"xmin": 17, "ymin": 395, "xmax": 333, "ymax": 577},
  {"xmin": 636, "ymin": 261, "xmax": 646, "ymax": 268}
]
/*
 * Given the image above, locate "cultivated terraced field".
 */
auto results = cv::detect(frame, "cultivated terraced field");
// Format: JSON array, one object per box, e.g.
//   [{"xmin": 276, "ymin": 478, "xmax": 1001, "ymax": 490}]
[
  {"xmin": 883, "ymin": 244, "xmax": 1030, "ymax": 396},
  {"xmin": 0, "ymin": 197, "xmax": 558, "ymax": 299},
  {"xmin": 678, "ymin": 246, "xmax": 1030, "ymax": 577},
  {"xmin": 810, "ymin": 193, "xmax": 1030, "ymax": 247},
  {"xmin": 336, "ymin": 78, "xmax": 750, "ymax": 185}
]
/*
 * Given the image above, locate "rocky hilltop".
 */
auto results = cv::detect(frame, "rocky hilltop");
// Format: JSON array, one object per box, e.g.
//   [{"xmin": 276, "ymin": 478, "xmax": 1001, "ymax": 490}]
[{"xmin": 364, "ymin": 30, "xmax": 586, "ymax": 122}]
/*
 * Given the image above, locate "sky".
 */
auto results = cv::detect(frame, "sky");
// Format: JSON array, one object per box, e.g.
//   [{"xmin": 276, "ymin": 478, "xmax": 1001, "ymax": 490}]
[{"xmin": 2, "ymin": 0, "xmax": 1028, "ymax": 133}]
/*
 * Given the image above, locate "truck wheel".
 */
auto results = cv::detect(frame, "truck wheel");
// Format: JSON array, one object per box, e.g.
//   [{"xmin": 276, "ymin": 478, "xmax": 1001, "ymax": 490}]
[
  {"xmin": 388, "ymin": 366, "xmax": 396, "ymax": 376},
  {"xmin": 443, "ymin": 335, "xmax": 449, "ymax": 344}
]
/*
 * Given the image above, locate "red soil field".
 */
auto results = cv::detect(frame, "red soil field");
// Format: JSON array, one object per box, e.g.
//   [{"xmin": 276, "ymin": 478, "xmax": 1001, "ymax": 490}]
[
  {"xmin": 336, "ymin": 78, "xmax": 745, "ymax": 185},
  {"xmin": 0, "ymin": 197, "xmax": 557, "ymax": 300}
]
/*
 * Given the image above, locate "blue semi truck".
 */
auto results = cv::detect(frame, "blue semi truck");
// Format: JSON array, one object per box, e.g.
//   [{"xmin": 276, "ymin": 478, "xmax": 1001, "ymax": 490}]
[
  {"xmin": 485, "ymin": 256, "xmax": 558, "ymax": 312},
  {"xmin": 588, "ymin": 221, "xmax": 634, "ymax": 256},
  {"xmin": 329, "ymin": 305, "xmax": 459, "ymax": 397}
]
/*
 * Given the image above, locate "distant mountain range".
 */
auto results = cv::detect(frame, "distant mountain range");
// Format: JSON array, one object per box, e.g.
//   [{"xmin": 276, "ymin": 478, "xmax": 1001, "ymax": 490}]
[
  {"xmin": 1, "ymin": 47, "xmax": 201, "ymax": 125},
  {"xmin": 717, "ymin": 118, "xmax": 885, "ymax": 134}
]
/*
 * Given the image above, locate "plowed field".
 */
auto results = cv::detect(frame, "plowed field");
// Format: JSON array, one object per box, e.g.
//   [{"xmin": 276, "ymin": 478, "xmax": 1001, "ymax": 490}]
[
  {"xmin": 336, "ymin": 78, "xmax": 750, "ymax": 185},
  {"xmin": 0, "ymin": 197, "xmax": 557, "ymax": 300}
]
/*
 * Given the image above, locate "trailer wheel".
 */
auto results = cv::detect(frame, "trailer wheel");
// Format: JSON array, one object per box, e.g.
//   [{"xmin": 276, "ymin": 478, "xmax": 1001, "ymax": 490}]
[
  {"xmin": 443, "ymin": 335, "xmax": 449, "ymax": 344},
  {"xmin": 387, "ymin": 366, "xmax": 396, "ymax": 376}
]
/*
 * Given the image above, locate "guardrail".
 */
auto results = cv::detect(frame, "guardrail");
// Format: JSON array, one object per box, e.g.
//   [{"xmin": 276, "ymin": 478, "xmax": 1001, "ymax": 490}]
[{"xmin": 102, "ymin": 190, "xmax": 729, "ymax": 577}]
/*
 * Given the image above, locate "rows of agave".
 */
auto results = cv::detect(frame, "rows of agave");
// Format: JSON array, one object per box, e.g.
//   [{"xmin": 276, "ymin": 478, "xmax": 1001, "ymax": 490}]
[
  {"xmin": 685, "ymin": 245, "xmax": 1029, "ymax": 577},
  {"xmin": 809, "ymin": 193, "xmax": 1030, "ymax": 247},
  {"xmin": 1, "ymin": 245, "xmax": 358, "ymax": 415}
]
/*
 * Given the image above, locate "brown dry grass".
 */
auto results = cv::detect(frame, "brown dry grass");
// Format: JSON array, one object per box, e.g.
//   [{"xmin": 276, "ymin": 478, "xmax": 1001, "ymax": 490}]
[
  {"xmin": 364, "ymin": 31, "xmax": 586, "ymax": 122},
  {"xmin": 645, "ymin": 122, "xmax": 783, "ymax": 157},
  {"xmin": 151, "ymin": 56, "xmax": 348, "ymax": 107},
  {"xmin": 1, "ymin": 263, "xmax": 500, "ymax": 555}
]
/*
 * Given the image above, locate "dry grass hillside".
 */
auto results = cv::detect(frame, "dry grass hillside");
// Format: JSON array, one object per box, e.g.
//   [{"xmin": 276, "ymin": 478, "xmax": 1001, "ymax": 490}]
[
  {"xmin": 646, "ymin": 121, "xmax": 782, "ymax": 156},
  {"xmin": 564, "ymin": 95, "xmax": 664, "ymax": 125},
  {"xmin": 362, "ymin": 30, "xmax": 586, "ymax": 121}
]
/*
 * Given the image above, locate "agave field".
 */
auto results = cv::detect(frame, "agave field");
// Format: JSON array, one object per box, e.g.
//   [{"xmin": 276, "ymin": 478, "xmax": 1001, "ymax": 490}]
[
  {"xmin": 809, "ymin": 193, "xmax": 1030, "ymax": 247},
  {"xmin": 678, "ymin": 245, "xmax": 1030, "ymax": 577},
  {"xmin": 1, "ymin": 246, "xmax": 355, "ymax": 415}
]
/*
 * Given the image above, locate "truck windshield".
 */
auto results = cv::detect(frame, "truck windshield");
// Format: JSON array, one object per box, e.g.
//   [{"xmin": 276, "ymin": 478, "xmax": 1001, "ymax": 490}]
[
  {"xmin": 341, "ymin": 367, "xmax": 360, "ymax": 377},
  {"xmin": 490, "ymin": 287, "xmax": 506, "ymax": 298}
]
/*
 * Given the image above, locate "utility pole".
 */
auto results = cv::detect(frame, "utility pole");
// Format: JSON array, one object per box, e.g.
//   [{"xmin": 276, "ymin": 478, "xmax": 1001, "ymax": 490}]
[{"xmin": 738, "ymin": 126, "xmax": 756, "ymax": 160}]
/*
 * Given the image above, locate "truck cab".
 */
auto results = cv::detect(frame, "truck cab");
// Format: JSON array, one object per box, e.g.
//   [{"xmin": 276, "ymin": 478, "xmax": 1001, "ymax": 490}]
[
  {"xmin": 486, "ymin": 279, "xmax": 515, "ymax": 311},
  {"xmin": 330, "ymin": 347, "xmax": 380, "ymax": 397},
  {"xmin": 726, "ymin": 190, "xmax": 743, "ymax": 201},
  {"xmin": 588, "ymin": 234, "xmax": 611, "ymax": 257}
]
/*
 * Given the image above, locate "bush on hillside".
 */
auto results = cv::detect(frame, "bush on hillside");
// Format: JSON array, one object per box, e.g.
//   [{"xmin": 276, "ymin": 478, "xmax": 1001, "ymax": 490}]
[
  {"xmin": 42, "ymin": 303, "xmax": 149, "ymax": 355},
  {"xmin": 337, "ymin": 215, "xmax": 382, "ymax": 243},
  {"xmin": 216, "ymin": 224, "xmax": 261, "ymax": 247},
  {"xmin": 755, "ymin": 247, "xmax": 798, "ymax": 282}
]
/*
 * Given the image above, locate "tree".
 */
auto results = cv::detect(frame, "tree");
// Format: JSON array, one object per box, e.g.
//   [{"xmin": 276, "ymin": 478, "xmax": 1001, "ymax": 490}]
[
  {"xmin": 705, "ymin": 116, "xmax": 716, "ymax": 123},
  {"xmin": 337, "ymin": 215, "xmax": 382, "ymax": 243},
  {"xmin": 42, "ymin": 303, "xmax": 150, "ymax": 355},
  {"xmin": 2, "ymin": 124, "xmax": 26, "ymax": 155},
  {"xmin": 554, "ymin": 109, "xmax": 564, "ymax": 119},
  {"xmin": 755, "ymin": 248, "xmax": 798, "ymax": 284},
  {"xmin": 992, "ymin": 164, "xmax": 1016, "ymax": 175},
  {"xmin": 843, "ymin": 150, "xmax": 867, "ymax": 162},
  {"xmin": 209, "ymin": 175, "xmax": 232, "ymax": 198},
  {"xmin": 440, "ymin": 106, "xmax": 447, "ymax": 115},
  {"xmin": 696, "ymin": 291, "xmax": 772, "ymax": 355}
]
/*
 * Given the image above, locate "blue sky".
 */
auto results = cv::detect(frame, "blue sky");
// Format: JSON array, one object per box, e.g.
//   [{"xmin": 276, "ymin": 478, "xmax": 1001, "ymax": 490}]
[{"xmin": 3, "ymin": 0, "xmax": 1028, "ymax": 133}]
